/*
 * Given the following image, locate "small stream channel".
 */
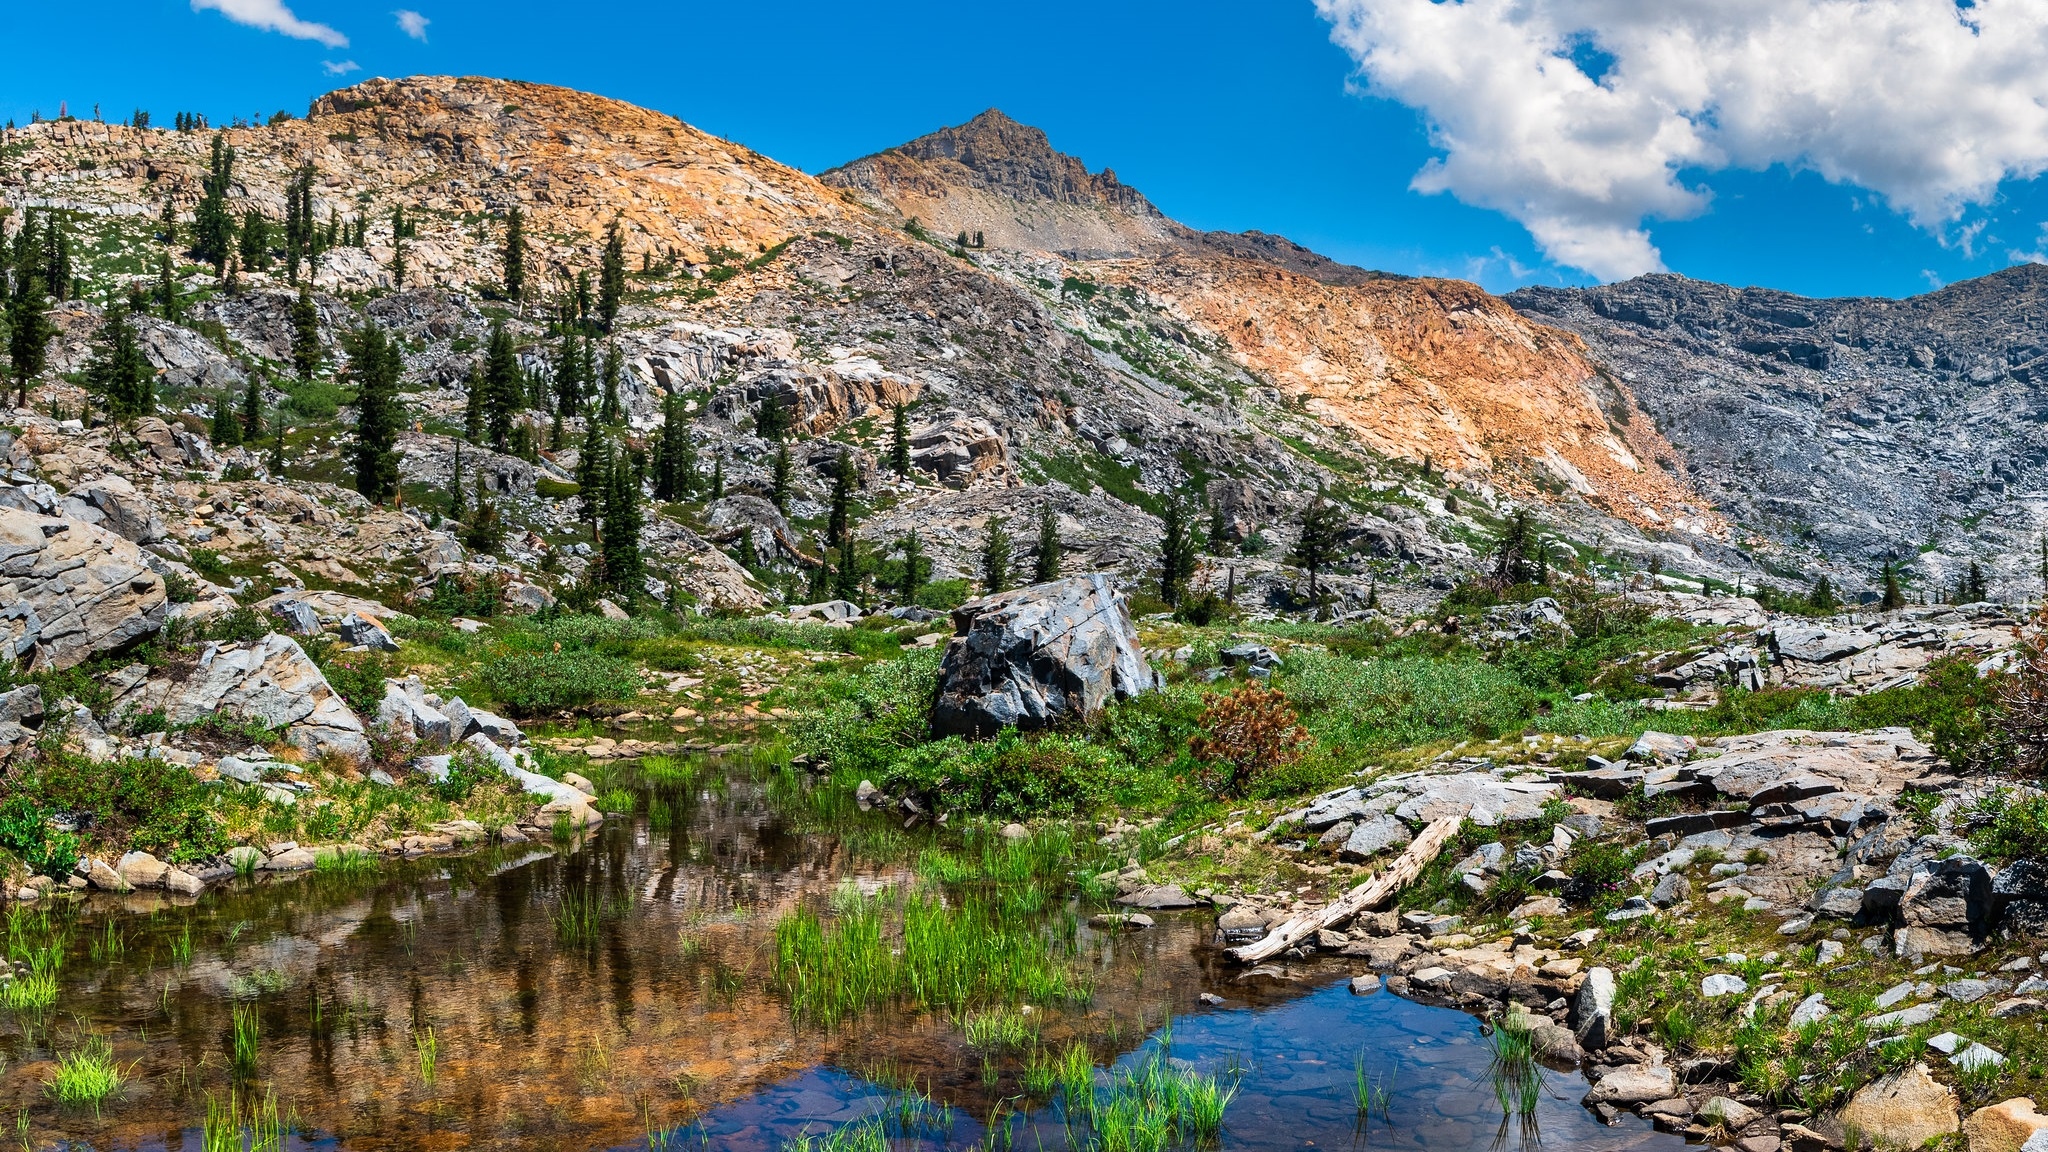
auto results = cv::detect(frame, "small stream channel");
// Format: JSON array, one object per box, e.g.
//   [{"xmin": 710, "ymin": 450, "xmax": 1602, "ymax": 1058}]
[{"xmin": 0, "ymin": 760, "xmax": 1691, "ymax": 1152}]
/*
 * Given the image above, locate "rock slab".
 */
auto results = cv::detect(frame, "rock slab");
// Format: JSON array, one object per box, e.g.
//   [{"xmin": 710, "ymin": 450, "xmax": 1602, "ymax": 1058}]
[{"xmin": 932, "ymin": 574, "xmax": 1159, "ymax": 737}]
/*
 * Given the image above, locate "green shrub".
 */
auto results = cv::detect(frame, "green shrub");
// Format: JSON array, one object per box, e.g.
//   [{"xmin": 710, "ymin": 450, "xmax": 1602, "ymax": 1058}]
[
  {"xmin": 1844, "ymin": 656, "xmax": 2010, "ymax": 771},
  {"xmin": 1283, "ymin": 650, "xmax": 1540, "ymax": 755},
  {"xmin": 21, "ymin": 754, "xmax": 225, "ymax": 864},
  {"xmin": 190, "ymin": 549, "xmax": 228, "ymax": 579},
  {"xmin": 915, "ymin": 579, "xmax": 971, "ymax": 611},
  {"xmin": 0, "ymin": 795, "xmax": 80, "ymax": 878},
  {"xmin": 1970, "ymin": 789, "xmax": 2048, "ymax": 863},
  {"xmin": 284, "ymin": 378, "xmax": 344, "ymax": 419},
  {"xmin": 535, "ymin": 476, "xmax": 580, "ymax": 499},
  {"xmin": 310, "ymin": 647, "xmax": 398, "ymax": 715},
  {"xmin": 787, "ymin": 649, "xmax": 944, "ymax": 780},
  {"xmin": 477, "ymin": 650, "xmax": 641, "ymax": 715},
  {"xmin": 431, "ymin": 747, "xmax": 504, "ymax": 803},
  {"xmin": 883, "ymin": 730, "xmax": 1127, "ymax": 819},
  {"xmin": 206, "ymin": 606, "xmax": 269, "ymax": 644}
]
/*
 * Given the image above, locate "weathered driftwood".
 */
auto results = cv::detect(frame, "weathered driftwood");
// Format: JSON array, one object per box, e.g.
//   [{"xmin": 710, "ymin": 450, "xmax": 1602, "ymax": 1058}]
[{"xmin": 1229, "ymin": 812, "xmax": 1466, "ymax": 964}]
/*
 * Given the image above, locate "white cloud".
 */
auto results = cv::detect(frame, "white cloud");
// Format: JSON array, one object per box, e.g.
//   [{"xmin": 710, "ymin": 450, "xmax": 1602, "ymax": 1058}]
[
  {"xmin": 192, "ymin": 0, "xmax": 347, "ymax": 48},
  {"xmin": 322, "ymin": 59, "xmax": 360, "ymax": 75},
  {"xmin": 1316, "ymin": 0, "xmax": 2048, "ymax": 281},
  {"xmin": 395, "ymin": 9, "xmax": 429, "ymax": 41}
]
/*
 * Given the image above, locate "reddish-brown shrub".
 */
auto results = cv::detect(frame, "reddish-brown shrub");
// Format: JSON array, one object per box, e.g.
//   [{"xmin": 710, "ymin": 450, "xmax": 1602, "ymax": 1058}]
[{"xmin": 1188, "ymin": 681, "xmax": 1311, "ymax": 796}]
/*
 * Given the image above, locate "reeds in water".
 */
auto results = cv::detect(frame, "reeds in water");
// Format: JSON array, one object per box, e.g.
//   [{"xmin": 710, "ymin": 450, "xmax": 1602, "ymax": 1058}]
[
  {"xmin": 1485, "ymin": 1014, "xmax": 1545, "ymax": 1117},
  {"xmin": 44, "ymin": 1036, "xmax": 125, "ymax": 1116},
  {"xmin": 203, "ymin": 1088, "xmax": 283, "ymax": 1152},
  {"xmin": 230, "ymin": 1004, "xmax": 260, "ymax": 1078}
]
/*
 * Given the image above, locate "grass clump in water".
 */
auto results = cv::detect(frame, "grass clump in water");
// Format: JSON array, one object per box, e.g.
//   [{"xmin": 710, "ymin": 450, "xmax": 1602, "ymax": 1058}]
[
  {"xmin": 1066, "ymin": 1049, "xmax": 1239, "ymax": 1150},
  {"xmin": 1485, "ymin": 1013, "xmax": 1544, "ymax": 1117},
  {"xmin": 230, "ymin": 1003, "xmax": 260, "ymax": 1077},
  {"xmin": 203, "ymin": 1088, "xmax": 283, "ymax": 1152},
  {"xmin": 45, "ymin": 1035, "xmax": 126, "ymax": 1115},
  {"xmin": 774, "ymin": 889, "xmax": 1086, "ymax": 1027},
  {"xmin": 554, "ymin": 888, "xmax": 630, "ymax": 946},
  {"xmin": 961, "ymin": 1006, "xmax": 1037, "ymax": 1050}
]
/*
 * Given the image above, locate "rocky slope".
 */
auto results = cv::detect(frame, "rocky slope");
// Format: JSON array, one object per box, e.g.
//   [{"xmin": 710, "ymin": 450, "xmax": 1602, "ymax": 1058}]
[{"xmin": 1508, "ymin": 268, "xmax": 2048, "ymax": 599}]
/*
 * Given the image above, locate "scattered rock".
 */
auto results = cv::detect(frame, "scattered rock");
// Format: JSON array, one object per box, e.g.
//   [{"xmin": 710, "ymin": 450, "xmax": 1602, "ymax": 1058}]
[
  {"xmin": 1703, "ymin": 973, "xmax": 1749, "ymax": 999},
  {"xmin": 1575, "ymin": 966, "xmax": 1615, "ymax": 1049}
]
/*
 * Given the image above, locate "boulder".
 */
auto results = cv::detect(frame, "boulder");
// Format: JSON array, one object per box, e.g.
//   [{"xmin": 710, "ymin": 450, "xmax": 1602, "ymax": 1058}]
[
  {"xmin": 1340, "ymin": 814, "xmax": 1413, "ymax": 861},
  {"xmin": 791, "ymin": 599, "xmax": 863, "ymax": 624},
  {"xmin": 1965, "ymin": 1098, "xmax": 2048, "ymax": 1152},
  {"xmin": 0, "ymin": 684, "xmax": 44, "ymax": 755},
  {"xmin": 1627, "ymin": 730, "xmax": 1697, "ymax": 763},
  {"xmin": 1117, "ymin": 884, "xmax": 1200, "ymax": 910},
  {"xmin": 1701, "ymin": 1097, "xmax": 1762, "ymax": 1131},
  {"xmin": 1703, "ymin": 973, "xmax": 1749, "ymax": 998},
  {"xmin": 268, "ymin": 599, "xmax": 321, "ymax": 636},
  {"xmin": 0, "ymin": 508, "xmax": 168, "ymax": 671},
  {"xmin": 596, "ymin": 598, "xmax": 630, "ymax": 621},
  {"xmin": 1575, "ymin": 966, "xmax": 1615, "ymax": 1049},
  {"xmin": 502, "ymin": 582, "xmax": 556, "ymax": 614},
  {"xmin": 1840, "ymin": 1064, "xmax": 1958, "ymax": 1151},
  {"xmin": 85, "ymin": 858, "xmax": 129, "ymax": 891},
  {"xmin": 338, "ymin": 613, "xmax": 398, "ymax": 653},
  {"xmin": 931, "ymin": 575, "xmax": 1160, "ymax": 738},
  {"xmin": 116, "ymin": 633, "xmax": 369, "ymax": 761},
  {"xmin": 67, "ymin": 475, "xmax": 164, "ymax": 544},
  {"xmin": 1652, "ymin": 873, "xmax": 1691, "ymax": 907},
  {"xmin": 116, "ymin": 851, "xmax": 170, "ymax": 889},
  {"xmin": 1585, "ymin": 1064, "xmax": 1677, "ymax": 1106}
]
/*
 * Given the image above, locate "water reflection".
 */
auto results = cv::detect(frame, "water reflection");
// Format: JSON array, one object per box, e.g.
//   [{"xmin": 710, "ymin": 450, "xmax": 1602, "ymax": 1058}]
[{"xmin": 0, "ymin": 762, "xmax": 1691, "ymax": 1152}]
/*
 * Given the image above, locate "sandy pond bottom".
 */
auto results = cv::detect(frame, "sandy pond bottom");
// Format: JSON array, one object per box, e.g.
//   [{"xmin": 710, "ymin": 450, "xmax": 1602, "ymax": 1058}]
[{"xmin": 1, "ymin": 766, "xmax": 1689, "ymax": 1152}]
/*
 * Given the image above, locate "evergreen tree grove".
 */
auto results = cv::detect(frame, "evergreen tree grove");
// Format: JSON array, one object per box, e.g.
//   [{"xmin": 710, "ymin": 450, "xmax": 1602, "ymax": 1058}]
[
  {"xmin": 191, "ymin": 133, "xmax": 237, "ymax": 276},
  {"xmin": 6, "ymin": 274, "xmax": 54, "ymax": 409},
  {"xmin": 210, "ymin": 390, "xmax": 241, "ymax": 447},
  {"xmin": 483, "ymin": 322, "xmax": 520, "ymax": 451},
  {"xmin": 827, "ymin": 451, "xmax": 855, "ymax": 547},
  {"xmin": 344, "ymin": 323, "xmax": 404, "ymax": 504},
  {"xmin": 600, "ymin": 449, "xmax": 644, "ymax": 599}
]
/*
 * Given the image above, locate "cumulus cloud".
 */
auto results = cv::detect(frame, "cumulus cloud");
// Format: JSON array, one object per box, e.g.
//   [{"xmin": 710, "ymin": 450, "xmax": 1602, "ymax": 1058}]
[
  {"xmin": 322, "ymin": 59, "xmax": 360, "ymax": 75},
  {"xmin": 395, "ymin": 9, "xmax": 429, "ymax": 40},
  {"xmin": 191, "ymin": 0, "xmax": 347, "ymax": 47},
  {"xmin": 1316, "ymin": 0, "xmax": 2048, "ymax": 281}
]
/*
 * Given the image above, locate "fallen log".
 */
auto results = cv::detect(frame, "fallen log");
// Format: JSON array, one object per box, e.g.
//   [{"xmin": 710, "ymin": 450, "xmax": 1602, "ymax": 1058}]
[{"xmin": 1229, "ymin": 812, "xmax": 1466, "ymax": 964}]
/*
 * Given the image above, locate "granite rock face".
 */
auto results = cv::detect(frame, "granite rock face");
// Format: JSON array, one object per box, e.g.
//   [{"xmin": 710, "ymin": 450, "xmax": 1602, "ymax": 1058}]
[
  {"xmin": 114, "ymin": 633, "xmax": 370, "ymax": 762},
  {"xmin": 932, "ymin": 574, "xmax": 1160, "ymax": 737},
  {"xmin": 0, "ymin": 508, "xmax": 167, "ymax": 671}
]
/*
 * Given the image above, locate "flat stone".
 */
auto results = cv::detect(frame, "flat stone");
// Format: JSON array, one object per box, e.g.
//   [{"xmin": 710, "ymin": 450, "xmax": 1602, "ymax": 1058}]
[
  {"xmin": 115, "ymin": 851, "xmax": 169, "ymax": 889},
  {"xmin": 1700, "ymin": 1096, "xmax": 1761, "ymax": 1130},
  {"xmin": 1867, "ymin": 1003, "xmax": 1941, "ymax": 1030},
  {"xmin": 1964, "ymin": 1098, "xmax": 2048, "ymax": 1152},
  {"xmin": 1953, "ymin": 1043, "xmax": 2007, "ymax": 1072},
  {"xmin": 1512, "ymin": 896, "xmax": 1568, "ymax": 920},
  {"xmin": 260, "ymin": 847, "xmax": 317, "ymax": 871},
  {"xmin": 1339, "ymin": 814, "xmax": 1413, "ymax": 861},
  {"xmin": 1875, "ymin": 981, "xmax": 1918, "ymax": 1009},
  {"xmin": 1350, "ymin": 974, "xmax": 1381, "ymax": 995},
  {"xmin": 1840, "ymin": 1064, "xmax": 1958, "ymax": 1151},
  {"xmin": 1703, "ymin": 973, "xmax": 1749, "ymax": 999},
  {"xmin": 1994, "ymin": 998, "xmax": 2045, "ymax": 1019},
  {"xmin": 1789, "ymin": 993, "xmax": 1831, "ymax": 1028},
  {"xmin": 1943, "ymin": 979, "xmax": 1996, "ymax": 1004},
  {"xmin": 1584, "ymin": 1064, "xmax": 1678, "ymax": 1106},
  {"xmin": 1117, "ymin": 884, "xmax": 1200, "ymax": 909},
  {"xmin": 1647, "ymin": 810, "xmax": 1752, "ymax": 838},
  {"xmin": 163, "ymin": 869, "xmax": 204, "ymax": 896}
]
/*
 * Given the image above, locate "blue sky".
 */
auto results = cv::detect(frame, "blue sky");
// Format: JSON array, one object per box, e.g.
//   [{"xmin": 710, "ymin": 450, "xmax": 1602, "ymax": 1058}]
[{"xmin": 5, "ymin": 1, "xmax": 2045, "ymax": 299}]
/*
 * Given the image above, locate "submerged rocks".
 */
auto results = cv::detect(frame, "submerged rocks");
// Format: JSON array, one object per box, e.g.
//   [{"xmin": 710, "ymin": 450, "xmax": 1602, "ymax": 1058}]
[{"xmin": 931, "ymin": 575, "xmax": 1160, "ymax": 738}]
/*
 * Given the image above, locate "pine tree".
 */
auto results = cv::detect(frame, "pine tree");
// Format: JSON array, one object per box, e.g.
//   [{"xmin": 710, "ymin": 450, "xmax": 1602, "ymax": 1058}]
[
  {"xmin": 389, "ymin": 234, "xmax": 407, "ymax": 289},
  {"xmin": 896, "ymin": 530, "xmax": 929, "ymax": 605},
  {"xmin": 889, "ymin": 403, "xmax": 911, "ymax": 477},
  {"xmin": 755, "ymin": 391, "xmax": 790, "ymax": 441},
  {"xmin": 238, "ymin": 210, "xmax": 271, "ymax": 271},
  {"xmin": 575, "ymin": 422, "xmax": 608, "ymax": 540},
  {"xmin": 1032, "ymin": 502, "xmax": 1062, "ymax": 584},
  {"xmin": 483, "ymin": 322, "xmax": 520, "ymax": 450},
  {"xmin": 462, "ymin": 362, "xmax": 485, "ymax": 443},
  {"xmin": 84, "ymin": 309, "xmax": 152, "ymax": 421},
  {"xmin": 289, "ymin": 283, "xmax": 320, "ymax": 378},
  {"xmin": 502, "ymin": 206, "xmax": 526, "ymax": 303},
  {"xmin": 2038, "ymin": 535, "xmax": 2048, "ymax": 594},
  {"xmin": 737, "ymin": 526, "xmax": 758, "ymax": 571},
  {"xmin": 1880, "ymin": 561, "xmax": 1906, "ymax": 611},
  {"xmin": 770, "ymin": 443, "xmax": 792, "ymax": 512},
  {"xmin": 653, "ymin": 392, "xmax": 693, "ymax": 500},
  {"xmin": 552, "ymin": 331, "xmax": 583, "ymax": 415},
  {"xmin": 447, "ymin": 440, "xmax": 466, "ymax": 521},
  {"xmin": 827, "ymin": 451, "xmax": 855, "ymax": 546},
  {"xmin": 599, "ymin": 343, "xmax": 622, "ymax": 425},
  {"xmin": 6, "ymin": 275, "xmax": 54, "ymax": 409},
  {"xmin": 1291, "ymin": 494, "xmax": 1346, "ymax": 604},
  {"xmin": 239, "ymin": 370, "xmax": 262, "ymax": 441},
  {"xmin": 1967, "ymin": 560, "xmax": 1988, "ymax": 603},
  {"xmin": 344, "ymin": 323, "xmax": 403, "ymax": 504},
  {"xmin": 42, "ymin": 214, "xmax": 72, "ymax": 303},
  {"xmin": 710, "ymin": 456, "xmax": 725, "ymax": 499},
  {"xmin": 155, "ymin": 250, "xmax": 182, "ymax": 319},
  {"xmin": 807, "ymin": 546, "xmax": 831, "ymax": 601},
  {"xmin": 833, "ymin": 532, "xmax": 861, "ymax": 602},
  {"xmin": 980, "ymin": 516, "xmax": 1012, "ymax": 594},
  {"xmin": 575, "ymin": 270, "xmax": 593, "ymax": 332},
  {"xmin": 283, "ymin": 165, "xmax": 312, "ymax": 283},
  {"xmin": 210, "ymin": 390, "xmax": 241, "ymax": 447},
  {"xmin": 600, "ymin": 450, "xmax": 644, "ymax": 598},
  {"xmin": 159, "ymin": 198, "xmax": 178, "ymax": 248},
  {"xmin": 1206, "ymin": 498, "xmax": 1233, "ymax": 556},
  {"xmin": 464, "ymin": 479, "xmax": 503, "ymax": 554},
  {"xmin": 267, "ymin": 425, "xmax": 286, "ymax": 475},
  {"xmin": 1156, "ymin": 497, "xmax": 1199, "ymax": 607},
  {"xmin": 599, "ymin": 218, "xmax": 626, "ymax": 332},
  {"xmin": 191, "ymin": 133, "xmax": 236, "ymax": 276},
  {"xmin": 1492, "ymin": 511, "xmax": 1540, "ymax": 587}
]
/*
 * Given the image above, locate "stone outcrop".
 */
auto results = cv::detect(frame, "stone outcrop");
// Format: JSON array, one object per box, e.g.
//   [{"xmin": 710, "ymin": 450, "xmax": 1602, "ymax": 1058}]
[
  {"xmin": 1838, "ymin": 1063, "xmax": 1959, "ymax": 1150},
  {"xmin": 114, "ymin": 633, "xmax": 370, "ymax": 762},
  {"xmin": 931, "ymin": 574, "xmax": 1160, "ymax": 737},
  {"xmin": 0, "ymin": 508, "xmax": 167, "ymax": 671}
]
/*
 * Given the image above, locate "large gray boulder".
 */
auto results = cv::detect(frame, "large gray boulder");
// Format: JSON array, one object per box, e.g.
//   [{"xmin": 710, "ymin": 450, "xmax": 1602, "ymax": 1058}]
[
  {"xmin": 931, "ymin": 574, "xmax": 1160, "ymax": 737},
  {"xmin": 114, "ymin": 633, "xmax": 369, "ymax": 762},
  {"xmin": 0, "ymin": 508, "xmax": 167, "ymax": 671}
]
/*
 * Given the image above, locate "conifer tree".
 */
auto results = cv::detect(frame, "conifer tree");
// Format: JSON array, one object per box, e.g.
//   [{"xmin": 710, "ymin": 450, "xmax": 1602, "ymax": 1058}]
[
  {"xmin": 770, "ymin": 444, "xmax": 792, "ymax": 512},
  {"xmin": 1491, "ymin": 511, "xmax": 1540, "ymax": 587},
  {"xmin": 464, "ymin": 479, "xmax": 503, "ymax": 554},
  {"xmin": 1968, "ymin": 560, "xmax": 1988, "ymax": 603},
  {"xmin": 807, "ymin": 546, "xmax": 831, "ymax": 601},
  {"xmin": 502, "ymin": 206, "xmax": 526, "ymax": 304},
  {"xmin": 462, "ymin": 362, "xmax": 485, "ymax": 443},
  {"xmin": 483, "ymin": 322, "xmax": 520, "ymax": 451},
  {"xmin": 210, "ymin": 390, "xmax": 241, "ymax": 447},
  {"xmin": 289, "ymin": 283, "xmax": 320, "ymax": 378},
  {"xmin": 41, "ymin": 215, "xmax": 72, "ymax": 302},
  {"xmin": 755, "ymin": 391, "xmax": 790, "ymax": 441},
  {"xmin": 389, "ymin": 234, "xmax": 407, "ymax": 289},
  {"xmin": 552, "ymin": 331, "xmax": 583, "ymax": 414},
  {"xmin": 1810, "ymin": 574, "xmax": 1838, "ymax": 612},
  {"xmin": 267, "ymin": 424, "xmax": 286, "ymax": 475},
  {"xmin": 238, "ymin": 210, "xmax": 271, "ymax": 271},
  {"xmin": 575, "ymin": 270, "xmax": 592, "ymax": 332},
  {"xmin": 6, "ymin": 274, "xmax": 54, "ymax": 409},
  {"xmin": 239, "ymin": 370, "xmax": 262, "ymax": 442},
  {"xmin": 447, "ymin": 440, "xmax": 467, "ymax": 521},
  {"xmin": 599, "ymin": 343, "xmax": 622, "ymax": 424},
  {"xmin": 1206, "ymin": 499, "xmax": 1234, "ymax": 556},
  {"xmin": 191, "ymin": 133, "xmax": 236, "ymax": 276},
  {"xmin": 159, "ymin": 199, "xmax": 178, "ymax": 248},
  {"xmin": 600, "ymin": 450, "xmax": 644, "ymax": 598},
  {"xmin": 833, "ymin": 531, "xmax": 860, "ymax": 602},
  {"xmin": 576, "ymin": 422, "xmax": 608, "ymax": 540},
  {"xmin": 980, "ymin": 516, "xmax": 1012, "ymax": 595},
  {"xmin": 827, "ymin": 451, "xmax": 855, "ymax": 546},
  {"xmin": 1156, "ymin": 497, "xmax": 1199, "ymax": 607},
  {"xmin": 889, "ymin": 403, "xmax": 911, "ymax": 477},
  {"xmin": 710, "ymin": 456, "xmax": 725, "ymax": 499},
  {"xmin": 599, "ymin": 218, "xmax": 626, "ymax": 332},
  {"xmin": 1032, "ymin": 502, "xmax": 1062, "ymax": 584},
  {"xmin": 895, "ymin": 530, "xmax": 929, "ymax": 605},
  {"xmin": 344, "ymin": 323, "xmax": 403, "ymax": 504},
  {"xmin": 1291, "ymin": 494, "xmax": 1346, "ymax": 604},
  {"xmin": 150, "ymin": 251, "xmax": 179, "ymax": 324},
  {"xmin": 1880, "ymin": 561, "xmax": 1906, "ymax": 611},
  {"xmin": 283, "ymin": 166, "xmax": 310, "ymax": 283},
  {"xmin": 737, "ymin": 526, "xmax": 758, "ymax": 571},
  {"xmin": 84, "ymin": 309, "xmax": 151, "ymax": 421},
  {"xmin": 653, "ymin": 393, "xmax": 694, "ymax": 500}
]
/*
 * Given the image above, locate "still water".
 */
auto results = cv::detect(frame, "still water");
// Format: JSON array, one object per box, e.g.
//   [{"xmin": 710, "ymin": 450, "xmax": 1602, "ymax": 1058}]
[{"xmin": 0, "ymin": 763, "xmax": 1689, "ymax": 1152}]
